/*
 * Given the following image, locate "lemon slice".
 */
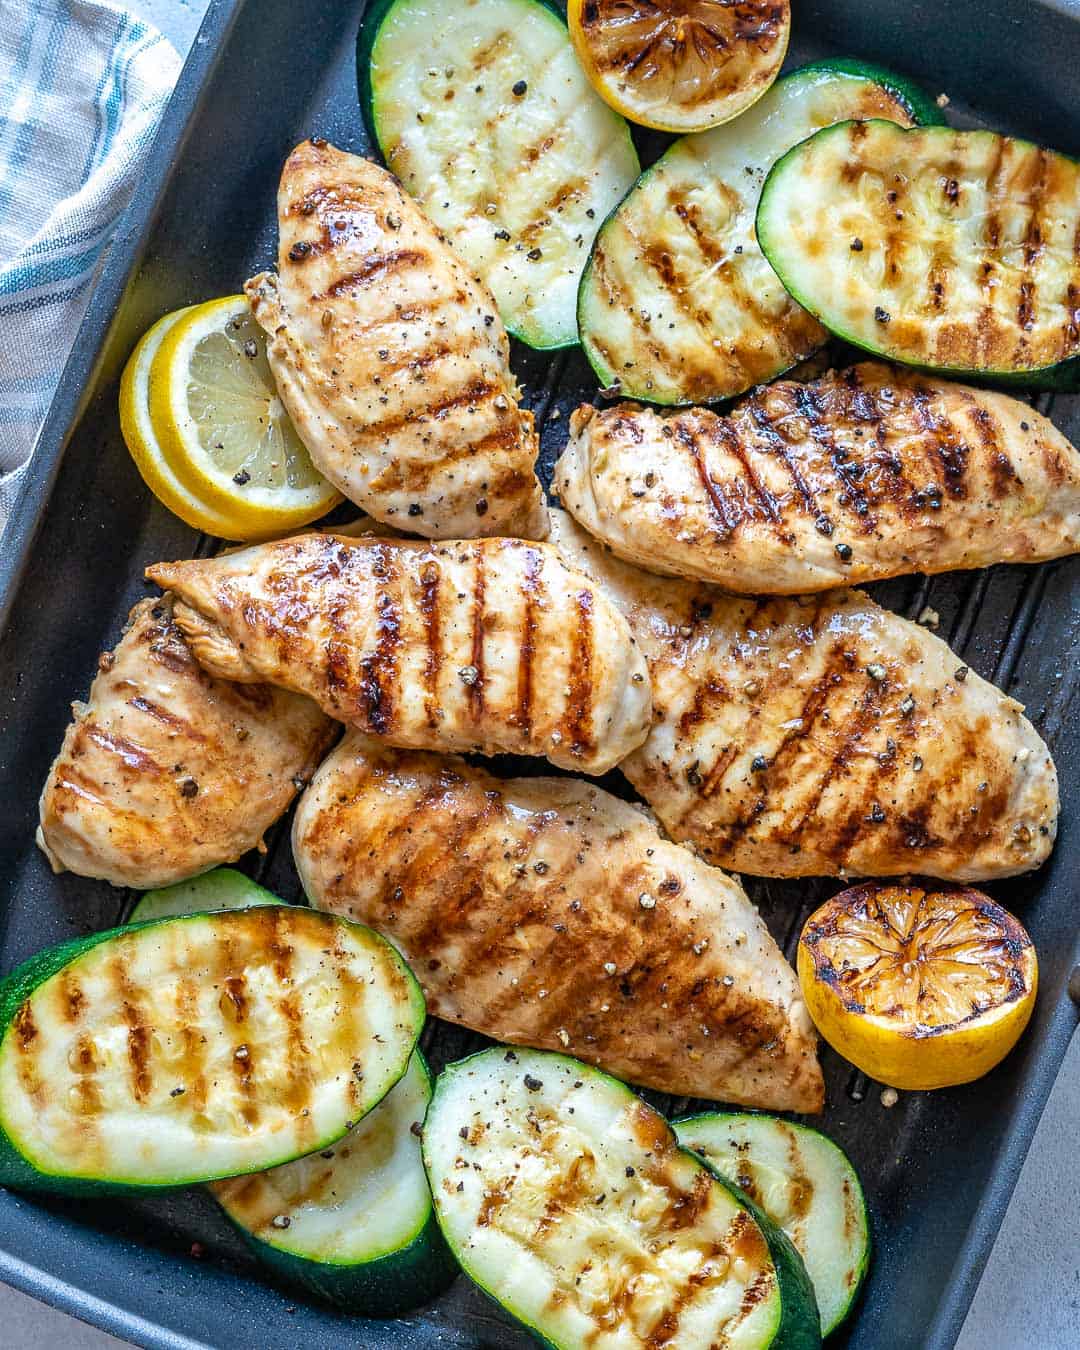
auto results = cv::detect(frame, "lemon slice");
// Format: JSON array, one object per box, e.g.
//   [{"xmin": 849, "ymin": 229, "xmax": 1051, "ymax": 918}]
[
  {"xmin": 567, "ymin": 0, "xmax": 790, "ymax": 133},
  {"xmin": 120, "ymin": 307, "xmax": 251, "ymax": 539},
  {"xmin": 798, "ymin": 882, "xmax": 1038, "ymax": 1091},
  {"xmin": 147, "ymin": 295, "xmax": 341, "ymax": 537}
]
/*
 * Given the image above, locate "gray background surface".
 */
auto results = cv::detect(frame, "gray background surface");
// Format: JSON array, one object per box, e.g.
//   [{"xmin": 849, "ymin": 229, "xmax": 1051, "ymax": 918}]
[{"xmin": 0, "ymin": 1, "xmax": 1077, "ymax": 1346}]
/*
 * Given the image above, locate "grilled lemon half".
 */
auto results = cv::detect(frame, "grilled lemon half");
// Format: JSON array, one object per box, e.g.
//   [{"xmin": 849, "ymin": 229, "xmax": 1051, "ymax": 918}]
[
  {"xmin": 567, "ymin": 0, "xmax": 790, "ymax": 133},
  {"xmin": 798, "ymin": 882, "xmax": 1038, "ymax": 1091}
]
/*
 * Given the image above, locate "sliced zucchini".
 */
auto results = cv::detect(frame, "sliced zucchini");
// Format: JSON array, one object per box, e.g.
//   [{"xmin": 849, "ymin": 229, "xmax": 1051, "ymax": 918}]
[
  {"xmin": 359, "ymin": 0, "xmax": 640, "ymax": 349},
  {"xmin": 212, "ymin": 1051, "xmax": 457, "ymax": 1315},
  {"xmin": 0, "ymin": 907, "xmax": 424, "ymax": 1194},
  {"xmin": 424, "ymin": 1047, "xmax": 821, "ymax": 1349},
  {"xmin": 757, "ymin": 120, "xmax": 1080, "ymax": 389},
  {"xmin": 577, "ymin": 58, "xmax": 942, "ymax": 404},
  {"xmin": 129, "ymin": 867, "xmax": 281, "ymax": 923},
  {"xmin": 675, "ymin": 1114, "xmax": 870, "ymax": 1337}
]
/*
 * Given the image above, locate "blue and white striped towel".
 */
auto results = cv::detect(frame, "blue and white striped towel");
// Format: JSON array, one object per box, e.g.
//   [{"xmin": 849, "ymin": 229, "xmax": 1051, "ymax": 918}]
[{"xmin": 0, "ymin": 0, "xmax": 179, "ymax": 530}]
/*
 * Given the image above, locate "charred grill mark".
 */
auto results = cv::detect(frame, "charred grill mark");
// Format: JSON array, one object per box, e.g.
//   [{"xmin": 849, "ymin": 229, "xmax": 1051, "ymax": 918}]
[
  {"xmin": 468, "ymin": 27, "xmax": 512, "ymax": 72},
  {"xmin": 59, "ymin": 968, "xmax": 85, "ymax": 1023},
  {"xmin": 969, "ymin": 403, "xmax": 1021, "ymax": 497},
  {"xmin": 909, "ymin": 386, "xmax": 968, "ymax": 501},
  {"xmin": 469, "ymin": 548, "xmax": 487, "ymax": 720},
  {"xmin": 746, "ymin": 395, "xmax": 820, "ymax": 518},
  {"xmin": 715, "ymin": 418, "xmax": 784, "ymax": 527},
  {"xmin": 425, "ymin": 420, "xmax": 522, "ymax": 477},
  {"xmin": 175, "ymin": 977, "xmax": 208, "ymax": 1113},
  {"xmin": 418, "ymin": 561, "xmax": 442, "ymax": 730},
  {"xmin": 126, "ymin": 695, "xmax": 205, "ymax": 739},
  {"xmin": 13, "ymin": 1001, "xmax": 36, "ymax": 1051},
  {"xmin": 674, "ymin": 423, "xmax": 739, "ymax": 535},
  {"xmin": 83, "ymin": 724, "xmax": 160, "ymax": 775},
  {"xmin": 231, "ymin": 1037, "xmax": 259, "ymax": 1128},
  {"xmin": 358, "ymin": 544, "xmax": 401, "ymax": 736},
  {"xmin": 123, "ymin": 1006, "xmax": 152, "ymax": 1103},
  {"xmin": 562, "ymin": 589, "xmax": 596, "ymax": 758},
  {"xmin": 677, "ymin": 678, "xmax": 729, "ymax": 741},
  {"xmin": 366, "ymin": 378, "xmax": 499, "ymax": 441},
  {"xmin": 515, "ymin": 548, "xmax": 543, "ymax": 737},
  {"xmin": 312, "ymin": 249, "xmax": 425, "ymax": 297},
  {"xmin": 793, "ymin": 386, "xmax": 876, "ymax": 527},
  {"xmin": 699, "ymin": 742, "xmax": 740, "ymax": 800},
  {"xmin": 1017, "ymin": 148, "xmax": 1049, "ymax": 333},
  {"xmin": 519, "ymin": 176, "xmax": 587, "ymax": 245},
  {"xmin": 477, "ymin": 1176, "xmax": 515, "ymax": 1227}
]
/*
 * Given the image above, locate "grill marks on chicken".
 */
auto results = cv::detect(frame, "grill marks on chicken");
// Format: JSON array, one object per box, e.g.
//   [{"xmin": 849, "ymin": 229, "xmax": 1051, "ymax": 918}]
[
  {"xmin": 244, "ymin": 141, "xmax": 546, "ymax": 540},
  {"xmin": 146, "ymin": 533, "xmax": 651, "ymax": 775},
  {"xmin": 293, "ymin": 733, "xmax": 823, "ymax": 1112},
  {"xmin": 36, "ymin": 599, "xmax": 336, "ymax": 889},
  {"xmin": 549, "ymin": 509, "xmax": 1058, "ymax": 881},
  {"xmin": 555, "ymin": 364, "xmax": 1080, "ymax": 593}
]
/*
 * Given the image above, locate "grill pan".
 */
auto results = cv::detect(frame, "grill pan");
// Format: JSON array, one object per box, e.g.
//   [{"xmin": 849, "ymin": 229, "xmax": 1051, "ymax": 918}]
[{"xmin": 0, "ymin": 2, "xmax": 1078, "ymax": 1346}]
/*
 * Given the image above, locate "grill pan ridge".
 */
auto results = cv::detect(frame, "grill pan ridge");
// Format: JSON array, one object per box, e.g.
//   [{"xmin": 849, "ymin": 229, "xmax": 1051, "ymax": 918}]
[{"xmin": 0, "ymin": 2, "xmax": 1078, "ymax": 1347}]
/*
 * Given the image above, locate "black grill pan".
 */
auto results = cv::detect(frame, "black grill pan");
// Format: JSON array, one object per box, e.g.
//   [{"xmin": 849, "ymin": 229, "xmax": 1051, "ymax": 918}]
[{"xmin": 0, "ymin": 2, "xmax": 1078, "ymax": 1347}]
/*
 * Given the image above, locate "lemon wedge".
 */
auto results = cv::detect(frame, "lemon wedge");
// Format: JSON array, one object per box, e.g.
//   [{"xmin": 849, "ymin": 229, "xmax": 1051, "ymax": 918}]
[
  {"xmin": 567, "ymin": 0, "xmax": 790, "ymax": 133},
  {"xmin": 798, "ymin": 882, "xmax": 1038, "ymax": 1091},
  {"xmin": 145, "ymin": 295, "xmax": 340, "ymax": 538}
]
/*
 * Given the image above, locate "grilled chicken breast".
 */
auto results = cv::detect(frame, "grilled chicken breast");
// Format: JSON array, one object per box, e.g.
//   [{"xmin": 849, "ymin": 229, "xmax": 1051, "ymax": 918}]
[
  {"xmin": 555, "ymin": 363, "xmax": 1080, "ymax": 593},
  {"xmin": 146, "ymin": 533, "xmax": 651, "ymax": 775},
  {"xmin": 245, "ymin": 140, "xmax": 546, "ymax": 540},
  {"xmin": 37, "ymin": 599, "xmax": 336, "ymax": 889},
  {"xmin": 294, "ymin": 733, "xmax": 823, "ymax": 1112},
  {"xmin": 549, "ymin": 510, "xmax": 1058, "ymax": 881}
]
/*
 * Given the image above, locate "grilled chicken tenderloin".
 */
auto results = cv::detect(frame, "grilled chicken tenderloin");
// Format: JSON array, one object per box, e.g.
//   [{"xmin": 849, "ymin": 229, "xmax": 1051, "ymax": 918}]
[
  {"xmin": 246, "ymin": 140, "xmax": 546, "ymax": 540},
  {"xmin": 554, "ymin": 363, "xmax": 1080, "ymax": 593},
  {"xmin": 549, "ymin": 508, "xmax": 1058, "ymax": 881},
  {"xmin": 146, "ymin": 532, "xmax": 651, "ymax": 776},
  {"xmin": 37, "ymin": 598, "xmax": 336, "ymax": 889},
  {"xmin": 294, "ymin": 732, "xmax": 824, "ymax": 1113}
]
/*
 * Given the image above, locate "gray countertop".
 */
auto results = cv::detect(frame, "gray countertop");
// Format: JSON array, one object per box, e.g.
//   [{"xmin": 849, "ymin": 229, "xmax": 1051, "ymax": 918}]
[{"xmin": 2, "ymin": 2, "xmax": 1077, "ymax": 1346}]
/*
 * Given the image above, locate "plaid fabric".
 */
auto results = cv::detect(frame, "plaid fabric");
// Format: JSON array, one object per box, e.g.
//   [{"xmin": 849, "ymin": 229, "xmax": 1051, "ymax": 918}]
[{"xmin": 0, "ymin": 0, "xmax": 179, "ymax": 530}]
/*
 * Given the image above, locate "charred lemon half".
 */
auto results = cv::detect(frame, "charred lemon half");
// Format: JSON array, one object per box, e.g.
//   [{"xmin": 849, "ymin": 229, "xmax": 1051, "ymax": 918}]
[
  {"xmin": 798, "ymin": 882, "xmax": 1037, "ymax": 1091},
  {"xmin": 567, "ymin": 0, "xmax": 791, "ymax": 133}
]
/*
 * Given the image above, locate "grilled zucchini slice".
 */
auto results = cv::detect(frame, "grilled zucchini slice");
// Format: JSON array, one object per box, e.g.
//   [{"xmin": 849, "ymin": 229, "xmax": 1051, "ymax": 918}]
[
  {"xmin": 0, "ymin": 907, "xmax": 424, "ymax": 1194},
  {"xmin": 359, "ymin": 0, "xmax": 640, "ymax": 350},
  {"xmin": 676, "ymin": 1114, "xmax": 870, "ymax": 1336},
  {"xmin": 423, "ymin": 1047, "xmax": 821, "ymax": 1349},
  {"xmin": 577, "ymin": 58, "xmax": 941, "ymax": 404},
  {"xmin": 130, "ymin": 867, "xmax": 279, "ymax": 922},
  {"xmin": 213, "ymin": 1051, "xmax": 457, "ymax": 1315},
  {"xmin": 757, "ymin": 121, "xmax": 1080, "ymax": 389}
]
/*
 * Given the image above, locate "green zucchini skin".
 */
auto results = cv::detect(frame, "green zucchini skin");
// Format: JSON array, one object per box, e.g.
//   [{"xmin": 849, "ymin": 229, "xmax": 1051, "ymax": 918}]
[
  {"xmin": 576, "ymin": 57, "xmax": 940, "ymax": 406},
  {"xmin": 0, "ymin": 909, "xmax": 425, "ymax": 1195},
  {"xmin": 236, "ymin": 1207, "xmax": 455, "ymax": 1317},
  {"xmin": 757, "ymin": 120, "xmax": 1080, "ymax": 390},
  {"xmin": 423, "ymin": 1047, "xmax": 821, "ymax": 1349},
  {"xmin": 358, "ymin": 0, "xmax": 639, "ymax": 350},
  {"xmin": 677, "ymin": 1114, "xmax": 869, "ymax": 1337},
  {"xmin": 129, "ymin": 867, "xmax": 281, "ymax": 923},
  {"xmin": 793, "ymin": 58, "xmax": 946, "ymax": 130},
  {"xmin": 216, "ymin": 1053, "xmax": 458, "ymax": 1317}
]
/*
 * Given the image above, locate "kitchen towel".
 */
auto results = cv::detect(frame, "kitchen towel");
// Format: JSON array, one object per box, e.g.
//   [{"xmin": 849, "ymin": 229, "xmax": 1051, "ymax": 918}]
[{"xmin": 0, "ymin": 0, "xmax": 179, "ymax": 532}]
